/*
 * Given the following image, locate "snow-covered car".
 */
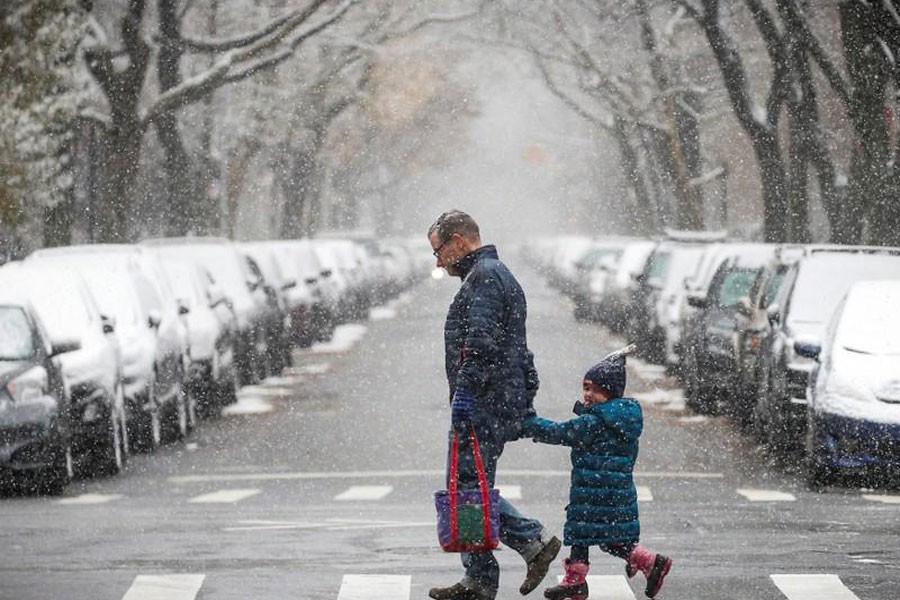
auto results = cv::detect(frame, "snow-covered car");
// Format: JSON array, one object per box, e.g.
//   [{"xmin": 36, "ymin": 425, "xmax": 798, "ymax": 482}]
[
  {"xmin": 240, "ymin": 250, "xmax": 291, "ymax": 376},
  {"xmin": 156, "ymin": 259, "xmax": 238, "ymax": 417},
  {"xmin": 596, "ymin": 239, "xmax": 655, "ymax": 334},
  {"xmin": 0, "ymin": 264, "xmax": 126, "ymax": 477},
  {"xmin": 755, "ymin": 246, "xmax": 900, "ymax": 450},
  {"xmin": 0, "ymin": 293, "xmax": 74, "ymax": 494},
  {"xmin": 28, "ymin": 246, "xmax": 190, "ymax": 451},
  {"xmin": 142, "ymin": 237, "xmax": 271, "ymax": 386},
  {"xmin": 311, "ymin": 240, "xmax": 355, "ymax": 324},
  {"xmin": 798, "ymin": 280, "xmax": 900, "ymax": 487}
]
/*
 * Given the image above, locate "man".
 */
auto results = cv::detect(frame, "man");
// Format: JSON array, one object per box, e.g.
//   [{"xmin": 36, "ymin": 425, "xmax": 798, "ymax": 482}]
[{"xmin": 428, "ymin": 210, "xmax": 561, "ymax": 600}]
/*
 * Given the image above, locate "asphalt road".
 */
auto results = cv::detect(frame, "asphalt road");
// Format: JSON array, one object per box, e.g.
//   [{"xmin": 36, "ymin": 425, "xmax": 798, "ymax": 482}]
[{"xmin": 0, "ymin": 253, "xmax": 897, "ymax": 600}]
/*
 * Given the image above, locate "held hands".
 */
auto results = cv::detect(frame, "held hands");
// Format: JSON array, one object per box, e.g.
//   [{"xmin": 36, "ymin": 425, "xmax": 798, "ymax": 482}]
[{"xmin": 451, "ymin": 388, "xmax": 476, "ymax": 432}]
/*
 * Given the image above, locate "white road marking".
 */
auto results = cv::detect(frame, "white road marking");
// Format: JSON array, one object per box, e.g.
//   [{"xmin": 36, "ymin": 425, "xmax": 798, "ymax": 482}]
[
  {"xmin": 286, "ymin": 362, "xmax": 331, "ymax": 375},
  {"xmin": 57, "ymin": 493, "xmax": 124, "ymax": 505},
  {"xmin": 637, "ymin": 485, "xmax": 653, "ymax": 501},
  {"xmin": 188, "ymin": 489, "xmax": 260, "ymax": 504},
  {"xmin": 771, "ymin": 574, "xmax": 861, "ymax": 600},
  {"xmin": 862, "ymin": 494, "xmax": 900, "ymax": 504},
  {"xmin": 224, "ymin": 518, "xmax": 433, "ymax": 533},
  {"xmin": 556, "ymin": 575, "xmax": 635, "ymax": 599},
  {"xmin": 121, "ymin": 574, "xmax": 205, "ymax": 600},
  {"xmin": 497, "ymin": 485, "xmax": 522, "ymax": 500},
  {"xmin": 337, "ymin": 574, "xmax": 410, "ymax": 599},
  {"xmin": 737, "ymin": 488, "xmax": 797, "ymax": 502},
  {"xmin": 335, "ymin": 485, "xmax": 393, "ymax": 501},
  {"xmin": 369, "ymin": 306, "xmax": 397, "ymax": 321},
  {"xmin": 169, "ymin": 469, "xmax": 723, "ymax": 484}
]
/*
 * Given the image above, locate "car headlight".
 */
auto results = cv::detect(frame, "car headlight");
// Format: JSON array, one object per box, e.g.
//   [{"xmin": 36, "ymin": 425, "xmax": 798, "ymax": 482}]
[{"xmin": 7, "ymin": 372, "xmax": 46, "ymax": 405}]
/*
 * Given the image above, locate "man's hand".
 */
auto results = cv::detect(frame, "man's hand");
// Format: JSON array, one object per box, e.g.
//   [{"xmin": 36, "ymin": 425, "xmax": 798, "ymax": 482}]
[{"xmin": 451, "ymin": 388, "xmax": 475, "ymax": 432}]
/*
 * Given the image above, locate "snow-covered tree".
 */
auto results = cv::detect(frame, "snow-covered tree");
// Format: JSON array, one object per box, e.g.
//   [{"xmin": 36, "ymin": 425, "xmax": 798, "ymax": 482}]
[{"xmin": 0, "ymin": 0, "xmax": 86, "ymax": 253}]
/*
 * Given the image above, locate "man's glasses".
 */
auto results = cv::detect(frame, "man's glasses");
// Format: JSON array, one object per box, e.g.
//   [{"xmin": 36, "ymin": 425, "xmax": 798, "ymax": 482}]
[{"xmin": 432, "ymin": 240, "xmax": 447, "ymax": 258}]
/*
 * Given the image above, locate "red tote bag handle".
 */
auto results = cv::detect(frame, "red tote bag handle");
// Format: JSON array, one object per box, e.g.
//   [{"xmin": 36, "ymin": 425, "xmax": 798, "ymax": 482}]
[{"xmin": 448, "ymin": 425, "xmax": 494, "ymax": 548}]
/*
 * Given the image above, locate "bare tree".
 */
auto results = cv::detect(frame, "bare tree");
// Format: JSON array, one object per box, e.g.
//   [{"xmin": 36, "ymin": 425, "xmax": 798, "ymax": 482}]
[{"xmin": 81, "ymin": 0, "xmax": 354, "ymax": 242}]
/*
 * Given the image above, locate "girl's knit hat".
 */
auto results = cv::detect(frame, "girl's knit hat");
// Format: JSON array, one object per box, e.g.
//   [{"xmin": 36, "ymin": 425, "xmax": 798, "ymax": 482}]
[{"xmin": 584, "ymin": 344, "xmax": 637, "ymax": 398}]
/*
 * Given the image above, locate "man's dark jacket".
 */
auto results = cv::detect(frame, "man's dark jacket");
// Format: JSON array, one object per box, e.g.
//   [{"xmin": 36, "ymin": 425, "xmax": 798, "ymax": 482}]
[{"xmin": 444, "ymin": 245, "xmax": 539, "ymax": 424}]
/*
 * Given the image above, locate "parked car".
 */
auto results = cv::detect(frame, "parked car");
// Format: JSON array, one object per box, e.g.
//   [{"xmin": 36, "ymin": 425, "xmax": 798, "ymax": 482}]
[
  {"xmin": 156, "ymin": 259, "xmax": 238, "ymax": 417},
  {"xmin": 569, "ymin": 239, "xmax": 629, "ymax": 322},
  {"xmin": 142, "ymin": 237, "xmax": 271, "ymax": 386},
  {"xmin": 0, "ymin": 293, "xmax": 76, "ymax": 494},
  {"xmin": 753, "ymin": 246, "xmax": 900, "ymax": 450},
  {"xmin": 798, "ymin": 280, "xmax": 900, "ymax": 487},
  {"xmin": 731, "ymin": 247, "xmax": 801, "ymax": 424},
  {"xmin": 0, "ymin": 265, "xmax": 126, "ymax": 477},
  {"xmin": 28, "ymin": 246, "xmax": 190, "ymax": 451},
  {"xmin": 680, "ymin": 244, "xmax": 777, "ymax": 415},
  {"xmin": 596, "ymin": 239, "xmax": 656, "ymax": 334},
  {"xmin": 241, "ymin": 250, "xmax": 292, "ymax": 377}
]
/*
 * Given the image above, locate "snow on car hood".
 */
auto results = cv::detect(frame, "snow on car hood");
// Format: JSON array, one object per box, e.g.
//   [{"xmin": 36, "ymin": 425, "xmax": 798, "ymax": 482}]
[{"xmin": 814, "ymin": 347, "xmax": 900, "ymax": 425}]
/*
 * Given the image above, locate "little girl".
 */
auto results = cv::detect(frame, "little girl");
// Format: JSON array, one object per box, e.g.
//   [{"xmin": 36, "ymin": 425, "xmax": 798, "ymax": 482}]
[{"xmin": 522, "ymin": 344, "xmax": 672, "ymax": 599}]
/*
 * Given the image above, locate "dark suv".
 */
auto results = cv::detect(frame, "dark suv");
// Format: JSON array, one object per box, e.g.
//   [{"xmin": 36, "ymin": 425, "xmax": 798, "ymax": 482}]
[
  {"xmin": 682, "ymin": 246, "xmax": 776, "ymax": 415},
  {"xmin": 753, "ymin": 246, "xmax": 900, "ymax": 449}
]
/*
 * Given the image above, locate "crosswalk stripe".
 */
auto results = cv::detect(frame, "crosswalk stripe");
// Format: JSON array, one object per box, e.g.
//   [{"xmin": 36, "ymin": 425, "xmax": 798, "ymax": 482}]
[
  {"xmin": 497, "ymin": 485, "xmax": 522, "ymax": 500},
  {"xmin": 337, "ymin": 574, "xmax": 410, "ymax": 599},
  {"xmin": 771, "ymin": 574, "xmax": 861, "ymax": 600},
  {"xmin": 58, "ymin": 493, "xmax": 124, "ymax": 505},
  {"xmin": 636, "ymin": 486, "xmax": 653, "ymax": 501},
  {"xmin": 121, "ymin": 574, "xmax": 205, "ymax": 600},
  {"xmin": 188, "ymin": 489, "xmax": 260, "ymax": 504},
  {"xmin": 335, "ymin": 486, "xmax": 393, "ymax": 501},
  {"xmin": 737, "ymin": 488, "xmax": 796, "ymax": 502},
  {"xmin": 556, "ymin": 575, "xmax": 635, "ymax": 599}
]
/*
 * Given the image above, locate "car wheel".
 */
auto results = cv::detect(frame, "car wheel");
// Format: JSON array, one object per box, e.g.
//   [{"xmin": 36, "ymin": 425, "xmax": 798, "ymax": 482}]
[
  {"xmin": 93, "ymin": 402, "xmax": 124, "ymax": 477},
  {"xmin": 131, "ymin": 380, "xmax": 161, "ymax": 454},
  {"xmin": 40, "ymin": 441, "xmax": 73, "ymax": 496},
  {"xmin": 163, "ymin": 380, "xmax": 188, "ymax": 443}
]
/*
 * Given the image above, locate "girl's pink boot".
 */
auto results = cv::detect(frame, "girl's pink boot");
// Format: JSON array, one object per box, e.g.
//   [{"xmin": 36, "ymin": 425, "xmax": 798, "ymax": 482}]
[
  {"xmin": 543, "ymin": 559, "xmax": 589, "ymax": 600},
  {"xmin": 625, "ymin": 544, "xmax": 672, "ymax": 598}
]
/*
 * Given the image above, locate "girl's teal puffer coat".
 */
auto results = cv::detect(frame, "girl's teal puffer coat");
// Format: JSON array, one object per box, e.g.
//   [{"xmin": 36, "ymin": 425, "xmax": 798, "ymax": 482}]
[{"xmin": 523, "ymin": 398, "xmax": 642, "ymax": 546}]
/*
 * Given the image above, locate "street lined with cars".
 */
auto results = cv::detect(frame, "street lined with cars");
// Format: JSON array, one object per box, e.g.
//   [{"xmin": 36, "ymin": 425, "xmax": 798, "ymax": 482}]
[
  {"xmin": 0, "ymin": 234, "xmax": 428, "ymax": 496},
  {"xmin": 528, "ymin": 234, "xmax": 900, "ymax": 489},
  {"xmin": 0, "ymin": 261, "xmax": 895, "ymax": 599}
]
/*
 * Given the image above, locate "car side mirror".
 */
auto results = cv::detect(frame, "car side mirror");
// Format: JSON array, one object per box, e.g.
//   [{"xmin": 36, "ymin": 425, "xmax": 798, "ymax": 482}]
[
  {"xmin": 687, "ymin": 293, "xmax": 708, "ymax": 309},
  {"xmin": 100, "ymin": 314, "xmax": 116, "ymax": 334},
  {"xmin": 281, "ymin": 279, "xmax": 297, "ymax": 291},
  {"xmin": 177, "ymin": 299, "xmax": 191, "ymax": 316},
  {"xmin": 50, "ymin": 338, "xmax": 81, "ymax": 356},
  {"xmin": 321, "ymin": 269, "xmax": 333, "ymax": 279},
  {"xmin": 766, "ymin": 303, "xmax": 781, "ymax": 326},
  {"xmin": 148, "ymin": 309, "xmax": 162, "ymax": 330},
  {"xmin": 737, "ymin": 296, "xmax": 753, "ymax": 318},
  {"xmin": 794, "ymin": 338, "xmax": 821, "ymax": 360}
]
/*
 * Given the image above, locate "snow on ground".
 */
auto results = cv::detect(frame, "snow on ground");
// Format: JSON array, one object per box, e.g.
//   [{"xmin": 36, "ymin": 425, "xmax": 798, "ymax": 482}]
[
  {"xmin": 635, "ymin": 388, "xmax": 685, "ymax": 411},
  {"xmin": 369, "ymin": 306, "xmax": 397, "ymax": 321},
  {"xmin": 222, "ymin": 394, "xmax": 274, "ymax": 415},
  {"xmin": 312, "ymin": 323, "xmax": 368, "ymax": 354},
  {"xmin": 678, "ymin": 415, "xmax": 708, "ymax": 424},
  {"xmin": 262, "ymin": 375, "xmax": 306, "ymax": 386}
]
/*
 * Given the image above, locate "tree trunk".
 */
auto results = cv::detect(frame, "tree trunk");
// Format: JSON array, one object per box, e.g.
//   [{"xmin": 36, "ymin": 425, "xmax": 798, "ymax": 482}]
[
  {"xmin": 97, "ymin": 117, "xmax": 144, "ymax": 242},
  {"xmin": 614, "ymin": 116, "xmax": 656, "ymax": 235},
  {"xmin": 156, "ymin": 0, "xmax": 195, "ymax": 236},
  {"xmin": 840, "ymin": 0, "xmax": 891, "ymax": 245}
]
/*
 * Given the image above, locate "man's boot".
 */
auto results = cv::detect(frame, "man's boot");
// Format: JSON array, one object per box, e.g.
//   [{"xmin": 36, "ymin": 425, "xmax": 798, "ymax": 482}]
[
  {"xmin": 543, "ymin": 559, "xmax": 589, "ymax": 600},
  {"xmin": 520, "ymin": 536, "xmax": 562, "ymax": 595},
  {"xmin": 625, "ymin": 544, "xmax": 673, "ymax": 598},
  {"xmin": 428, "ymin": 582, "xmax": 493, "ymax": 600}
]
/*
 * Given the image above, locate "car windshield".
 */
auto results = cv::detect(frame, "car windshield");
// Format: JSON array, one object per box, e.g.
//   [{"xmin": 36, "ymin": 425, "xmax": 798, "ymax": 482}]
[
  {"xmin": 74, "ymin": 265, "xmax": 143, "ymax": 327},
  {"xmin": 4, "ymin": 271, "xmax": 95, "ymax": 340},
  {"xmin": 0, "ymin": 307, "xmax": 34, "ymax": 361},
  {"xmin": 714, "ymin": 269, "xmax": 758, "ymax": 307},
  {"xmin": 763, "ymin": 269, "xmax": 786, "ymax": 307},
  {"xmin": 647, "ymin": 251, "xmax": 669, "ymax": 282},
  {"xmin": 837, "ymin": 286, "xmax": 900, "ymax": 355},
  {"xmin": 162, "ymin": 246, "xmax": 251, "ymax": 303},
  {"xmin": 788, "ymin": 253, "xmax": 900, "ymax": 326}
]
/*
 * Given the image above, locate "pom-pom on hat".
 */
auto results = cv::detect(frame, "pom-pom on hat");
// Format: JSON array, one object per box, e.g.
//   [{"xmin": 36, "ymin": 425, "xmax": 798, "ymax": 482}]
[{"xmin": 584, "ymin": 344, "xmax": 637, "ymax": 398}]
